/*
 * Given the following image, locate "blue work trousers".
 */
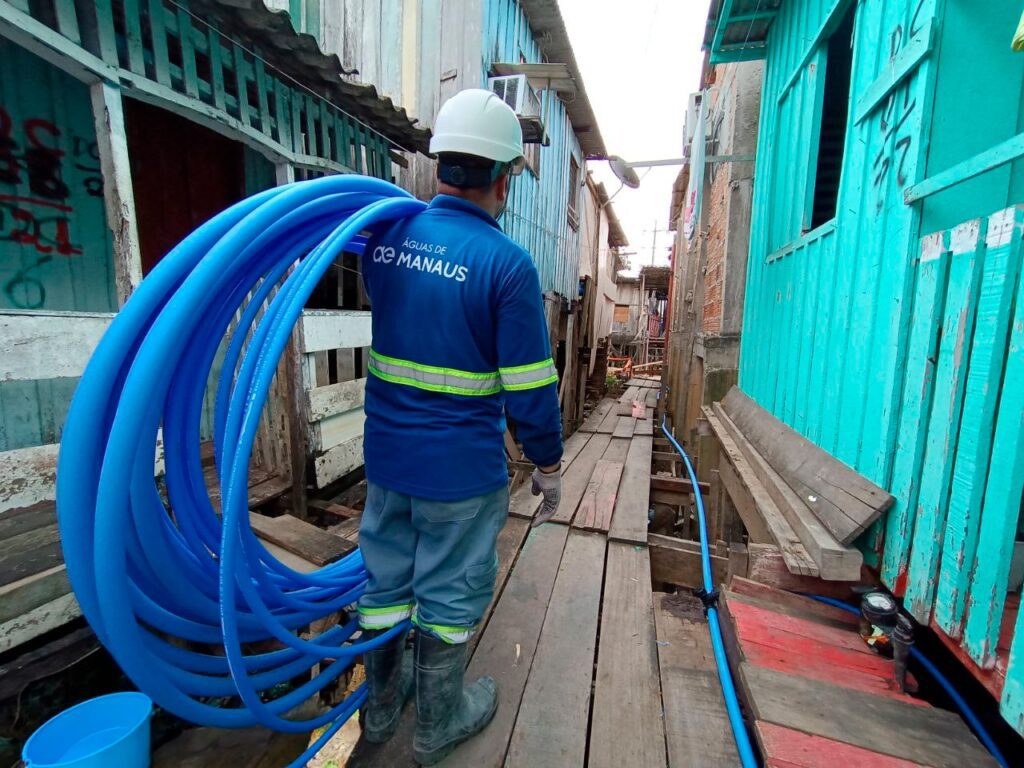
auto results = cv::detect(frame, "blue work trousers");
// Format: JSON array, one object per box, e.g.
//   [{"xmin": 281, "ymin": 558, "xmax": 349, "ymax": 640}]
[{"xmin": 357, "ymin": 481, "xmax": 509, "ymax": 644}]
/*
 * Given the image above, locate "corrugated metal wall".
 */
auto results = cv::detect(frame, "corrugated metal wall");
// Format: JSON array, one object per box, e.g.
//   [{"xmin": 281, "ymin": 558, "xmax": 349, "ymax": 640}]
[{"xmin": 483, "ymin": 0, "xmax": 583, "ymax": 299}]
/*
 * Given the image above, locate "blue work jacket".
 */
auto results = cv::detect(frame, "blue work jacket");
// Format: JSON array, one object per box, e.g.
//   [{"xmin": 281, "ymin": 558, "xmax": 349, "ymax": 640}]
[{"xmin": 360, "ymin": 195, "xmax": 563, "ymax": 501}]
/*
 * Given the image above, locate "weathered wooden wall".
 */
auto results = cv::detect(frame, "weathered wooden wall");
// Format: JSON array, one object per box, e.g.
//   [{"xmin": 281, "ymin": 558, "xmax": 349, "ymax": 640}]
[{"xmin": 738, "ymin": 0, "xmax": 1024, "ymax": 733}]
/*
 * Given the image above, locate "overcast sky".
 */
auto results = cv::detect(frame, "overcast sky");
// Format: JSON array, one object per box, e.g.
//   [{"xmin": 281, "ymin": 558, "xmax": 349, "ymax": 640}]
[{"xmin": 559, "ymin": 0, "xmax": 710, "ymax": 272}]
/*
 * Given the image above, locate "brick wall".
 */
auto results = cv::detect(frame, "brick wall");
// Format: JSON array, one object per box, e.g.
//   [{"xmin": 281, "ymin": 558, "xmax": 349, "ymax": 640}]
[{"xmin": 702, "ymin": 161, "xmax": 731, "ymax": 334}]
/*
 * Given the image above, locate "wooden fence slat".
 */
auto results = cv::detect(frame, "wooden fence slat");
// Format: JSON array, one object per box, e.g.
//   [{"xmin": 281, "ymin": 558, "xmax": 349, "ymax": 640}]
[
  {"xmin": 905, "ymin": 219, "xmax": 987, "ymax": 621},
  {"xmin": 122, "ymin": 0, "xmax": 145, "ymax": 73},
  {"xmin": 880, "ymin": 234, "xmax": 951, "ymax": 589},
  {"xmin": 299, "ymin": 310, "xmax": 372, "ymax": 353},
  {"xmin": 964, "ymin": 236, "xmax": 1024, "ymax": 667},
  {"xmin": 54, "ymin": 0, "xmax": 82, "ymax": 43},
  {"xmin": 147, "ymin": 0, "xmax": 171, "ymax": 85},
  {"xmin": 254, "ymin": 56, "xmax": 271, "ymax": 136},
  {"xmin": 93, "ymin": 0, "xmax": 119, "ymax": 65},
  {"xmin": 935, "ymin": 208, "xmax": 1024, "ymax": 637},
  {"xmin": 176, "ymin": 7, "xmax": 199, "ymax": 98},
  {"xmin": 233, "ymin": 43, "xmax": 250, "ymax": 127}
]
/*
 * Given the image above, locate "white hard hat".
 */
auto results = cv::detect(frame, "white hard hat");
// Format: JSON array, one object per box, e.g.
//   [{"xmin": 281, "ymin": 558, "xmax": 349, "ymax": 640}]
[{"xmin": 430, "ymin": 89, "xmax": 525, "ymax": 164}]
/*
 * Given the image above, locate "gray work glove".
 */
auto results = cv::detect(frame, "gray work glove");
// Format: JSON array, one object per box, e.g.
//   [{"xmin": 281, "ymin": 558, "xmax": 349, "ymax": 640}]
[{"xmin": 530, "ymin": 466, "xmax": 562, "ymax": 528}]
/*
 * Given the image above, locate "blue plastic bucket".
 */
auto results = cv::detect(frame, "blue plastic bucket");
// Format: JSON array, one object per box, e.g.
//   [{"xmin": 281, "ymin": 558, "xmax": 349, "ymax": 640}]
[{"xmin": 22, "ymin": 691, "xmax": 152, "ymax": 768}]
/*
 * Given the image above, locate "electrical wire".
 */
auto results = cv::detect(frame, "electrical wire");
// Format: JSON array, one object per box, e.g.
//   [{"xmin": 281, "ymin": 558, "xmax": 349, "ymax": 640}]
[
  {"xmin": 659, "ymin": 411, "xmax": 758, "ymax": 768},
  {"xmin": 56, "ymin": 175, "xmax": 424, "ymax": 766}
]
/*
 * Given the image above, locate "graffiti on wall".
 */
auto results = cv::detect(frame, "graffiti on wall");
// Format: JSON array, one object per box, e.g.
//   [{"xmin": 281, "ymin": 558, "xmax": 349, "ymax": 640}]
[
  {"xmin": 870, "ymin": 0, "xmax": 928, "ymax": 210},
  {"xmin": 0, "ymin": 107, "xmax": 103, "ymax": 308}
]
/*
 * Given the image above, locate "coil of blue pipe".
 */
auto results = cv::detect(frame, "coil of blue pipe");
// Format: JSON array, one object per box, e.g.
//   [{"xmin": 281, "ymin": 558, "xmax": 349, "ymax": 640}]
[{"xmin": 56, "ymin": 176, "xmax": 425, "ymax": 766}]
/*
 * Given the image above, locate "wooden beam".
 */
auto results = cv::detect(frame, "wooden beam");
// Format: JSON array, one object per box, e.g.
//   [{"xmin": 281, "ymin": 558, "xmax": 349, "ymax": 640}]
[
  {"xmin": 651, "ymin": 475, "xmax": 710, "ymax": 495},
  {"xmin": 91, "ymin": 82, "xmax": 143, "ymax": 305},
  {"xmin": 905, "ymin": 131, "xmax": 1024, "ymax": 204},
  {"xmin": 248, "ymin": 512, "xmax": 355, "ymax": 566},
  {"xmin": 714, "ymin": 404, "xmax": 862, "ymax": 581},
  {"xmin": 649, "ymin": 533, "xmax": 728, "ymax": 588},
  {"xmin": 854, "ymin": 20, "xmax": 936, "ymax": 125},
  {"xmin": 745, "ymin": 543, "xmax": 865, "ymax": 598}
]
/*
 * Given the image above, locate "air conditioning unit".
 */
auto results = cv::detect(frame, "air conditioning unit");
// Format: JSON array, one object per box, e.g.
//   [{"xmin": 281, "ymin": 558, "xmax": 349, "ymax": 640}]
[{"xmin": 488, "ymin": 74, "xmax": 541, "ymax": 119}]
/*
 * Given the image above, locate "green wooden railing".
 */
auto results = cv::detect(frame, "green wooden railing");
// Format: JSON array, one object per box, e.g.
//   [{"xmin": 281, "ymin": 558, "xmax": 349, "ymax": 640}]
[{"xmin": 0, "ymin": 0, "xmax": 394, "ymax": 177}]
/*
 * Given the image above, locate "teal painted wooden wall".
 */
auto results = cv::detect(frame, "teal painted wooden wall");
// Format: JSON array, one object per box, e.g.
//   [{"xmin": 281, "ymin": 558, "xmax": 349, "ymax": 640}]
[
  {"xmin": 0, "ymin": 40, "xmax": 112, "ymax": 453},
  {"xmin": 739, "ymin": 0, "xmax": 1024, "ymax": 732},
  {"xmin": 483, "ymin": 0, "xmax": 583, "ymax": 299}
]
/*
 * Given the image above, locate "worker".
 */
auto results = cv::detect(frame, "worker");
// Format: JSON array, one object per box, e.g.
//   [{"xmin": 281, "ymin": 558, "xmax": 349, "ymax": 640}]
[{"xmin": 355, "ymin": 88, "xmax": 564, "ymax": 765}]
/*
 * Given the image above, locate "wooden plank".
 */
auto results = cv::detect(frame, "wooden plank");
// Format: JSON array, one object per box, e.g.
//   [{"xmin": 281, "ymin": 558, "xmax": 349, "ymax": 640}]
[
  {"xmin": 148, "ymin": 0, "xmax": 171, "ymax": 85},
  {"xmin": 507, "ymin": 429, "xmax": 591, "ymax": 520},
  {"xmin": 547, "ymin": 433, "xmax": 611, "ymax": 525},
  {"xmin": 579, "ymin": 399, "xmax": 615, "ymax": 432},
  {"xmin": 505, "ymin": 532, "xmax": 605, "ymax": 767},
  {"xmin": 0, "ymin": 501, "xmax": 56, "ymax": 538},
  {"xmin": 618, "ymin": 385, "xmax": 641, "ymax": 404},
  {"xmin": 436, "ymin": 524, "xmax": 570, "ymax": 768},
  {"xmin": 756, "ymin": 722, "xmax": 930, "ymax": 768},
  {"xmin": 602, "ymin": 436, "xmax": 631, "ymax": 463},
  {"xmin": 310, "ymin": 408, "xmax": 364, "ymax": 452},
  {"xmin": 0, "ymin": 626, "xmax": 97, "ymax": 701},
  {"xmin": 936, "ymin": 208, "xmax": 1024, "ymax": 636},
  {"xmin": 744, "ymin": 544, "xmax": 861, "ymax": 599},
  {"xmin": 646, "ymin": 388, "xmax": 659, "ymax": 409},
  {"xmin": 635, "ymin": 410, "xmax": 655, "ymax": 436},
  {"xmin": 741, "ymin": 664, "xmax": 997, "ymax": 767},
  {"xmin": 649, "ymin": 534, "xmax": 728, "ymax": 588},
  {"xmin": 612, "ymin": 415, "xmax": 635, "ymax": 439},
  {"xmin": 313, "ymin": 434, "xmax": 363, "ymax": 488},
  {"xmin": 905, "ymin": 220, "xmax": 987, "ymax": 621},
  {"xmin": 721, "ymin": 389, "xmax": 891, "ymax": 544},
  {"xmin": 589, "ymin": 543, "xmax": 667, "ymax": 768},
  {"xmin": 714, "ymin": 404, "xmax": 861, "ymax": 581},
  {"xmin": 880, "ymin": 235, "xmax": 951, "ymax": 588},
  {"xmin": 650, "ymin": 475, "xmax": 710, "ymax": 495},
  {"xmin": 0, "ymin": 564, "xmax": 71, "ymax": 625},
  {"xmin": 248, "ymin": 513, "xmax": 355, "ymax": 566},
  {"xmin": 306, "ymin": 499, "xmax": 359, "ymax": 519},
  {"xmin": 573, "ymin": 459, "xmax": 624, "ymax": 532},
  {"xmin": 966, "ymin": 234, "xmax": 1024, "ymax": 665},
  {"xmin": 654, "ymin": 594, "xmax": 740, "ymax": 767},
  {"xmin": 470, "ymin": 516, "xmax": 531, "ymax": 655},
  {"xmin": 0, "ymin": 592, "xmax": 80, "ymax": 653},
  {"xmin": 1, "ymin": 524, "xmax": 62, "ymax": 588},
  {"xmin": 299, "ymin": 310, "xmax": 373, "ymax": 353},
  {"xmin": 307, "ymin": 378, "xmax": 366, "ymax": 422},
  {"xmin": 596, "ymin": 406, "xmax": 620, "ymax": 434},
  {"xmin": 706, "ymin": 408, "xmax": 818, "ymax": 576},
  {"xmin": 608, "ymin": 435, "xmax": 653, "ymax": 545}
]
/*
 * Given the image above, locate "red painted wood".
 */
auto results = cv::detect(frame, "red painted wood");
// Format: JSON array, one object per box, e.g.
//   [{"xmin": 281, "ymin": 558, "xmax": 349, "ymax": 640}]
[
  {"xmin": 739, "ymin": 637, "xmax": 927, "ymax": 705},
  {"xmin": 757, "ymin": 722, "xmax": 929, "ymax": 768},
  {"xmin": 728, "ymin": 577, "xmax": 860, "ymax": 625},
  {"xmin": 729, "ymin": 597, "xmax": 871, "ymax": 655}
]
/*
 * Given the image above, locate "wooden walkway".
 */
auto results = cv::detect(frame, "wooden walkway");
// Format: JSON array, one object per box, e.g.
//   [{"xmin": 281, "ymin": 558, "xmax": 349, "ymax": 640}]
[
  {"xmin": 720, "ymin": 578, "xmax": 998, "ymax": 767},
  {"xmin": 350, "ymin": 387, "xmax": 742, "ymax": 767}
]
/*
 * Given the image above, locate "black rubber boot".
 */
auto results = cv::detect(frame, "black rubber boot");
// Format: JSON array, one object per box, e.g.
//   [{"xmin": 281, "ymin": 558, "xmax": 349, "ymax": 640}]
[
  {"xmin": 361, "ymin": 627, "xmax": 413, "ymax": 743},
  {"xmin": 413, "ymin": 631, "xmax": 498, "ymax": 766}
]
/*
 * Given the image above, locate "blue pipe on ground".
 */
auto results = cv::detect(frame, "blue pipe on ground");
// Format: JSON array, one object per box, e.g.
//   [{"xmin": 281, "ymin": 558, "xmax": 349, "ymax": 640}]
[
  {"xmin": 660, "ymin": 415, "xmax": 758, "ymax": 768},
  {"xmin": 807, "ymin": 595, "xmax": 1008, "ymax": 768},
  {"xmin": 56, "ymin": 176, "xmax": 425, "ymax": 766}
]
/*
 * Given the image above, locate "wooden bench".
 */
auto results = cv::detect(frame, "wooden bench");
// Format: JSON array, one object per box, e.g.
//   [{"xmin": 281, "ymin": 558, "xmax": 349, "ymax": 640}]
[{"xmin": 702, "ymin": 387, "xmax": 894, "ymax": 582}]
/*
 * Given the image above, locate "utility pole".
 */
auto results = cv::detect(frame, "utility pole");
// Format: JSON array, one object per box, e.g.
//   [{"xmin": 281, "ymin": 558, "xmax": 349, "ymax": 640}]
[{"xmin": 651, "ymin": 218, "xmax": 658, "ymax": 266}]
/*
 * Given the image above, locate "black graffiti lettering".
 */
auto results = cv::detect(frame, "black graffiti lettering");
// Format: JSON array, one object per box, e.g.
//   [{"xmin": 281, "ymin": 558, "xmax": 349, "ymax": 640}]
[{"xmin": 2, "ymin": 253, "xmax": 51, "ymax": 309}]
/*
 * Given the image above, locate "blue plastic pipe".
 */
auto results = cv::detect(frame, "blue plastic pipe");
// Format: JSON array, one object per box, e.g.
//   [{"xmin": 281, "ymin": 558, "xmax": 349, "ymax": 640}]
[
  {"xmin": 660, "ymin": 415, "xmax": 758, "ymax": 768},
  {"xmin": 56, "ymin": 176, "xmax": 425, "ymax": 765},
  {"xmin": 807, "ymin": 595, "xmax": 1008, "ymax": 768}
]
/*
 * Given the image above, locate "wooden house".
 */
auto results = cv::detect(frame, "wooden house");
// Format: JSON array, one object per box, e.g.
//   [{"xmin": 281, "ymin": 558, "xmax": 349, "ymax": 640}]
[
  {"xmin": 700, "ymin": 0, "xmax": 1024, "ymax": 734},
  {"xmin": 0, "ymin": 0, "xmax": 428, "ymax": 651}
]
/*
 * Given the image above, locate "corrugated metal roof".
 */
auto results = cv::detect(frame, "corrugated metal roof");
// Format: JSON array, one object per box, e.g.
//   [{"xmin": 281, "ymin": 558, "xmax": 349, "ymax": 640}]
[
  {"xmin": 518, "ymin": 0, "xmax": 607, "ymax": 158},
  {"xmin": 704, "ymin": 0, "xmax": 782, "ymax": 61},
  {"xmin": 640, "ymin": 265, "xmax": 671, "ymax": 290},
  {"xmin": 195, "ymin": 0, "xmax": 431, "ymax": 154}
]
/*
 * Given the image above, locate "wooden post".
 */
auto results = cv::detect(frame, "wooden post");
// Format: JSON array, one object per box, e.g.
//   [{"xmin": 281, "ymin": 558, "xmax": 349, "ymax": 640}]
[
  {"xmin": 91, "ymin": 82, "xmax": 142, "ymax": 306},
  {"xmin": 284, "ymin": 319, "xmax": 309, "ymax": 520}
]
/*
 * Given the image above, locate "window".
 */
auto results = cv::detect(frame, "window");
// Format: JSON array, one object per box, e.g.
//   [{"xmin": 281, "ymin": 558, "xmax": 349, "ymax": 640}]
[
  {"xmin": 567, "ymin": 156, "xmax": 580, "ymax": 229},
  {"xmin": 809, "ymin": 5, "xmax": 855, "ymax": 228}
]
